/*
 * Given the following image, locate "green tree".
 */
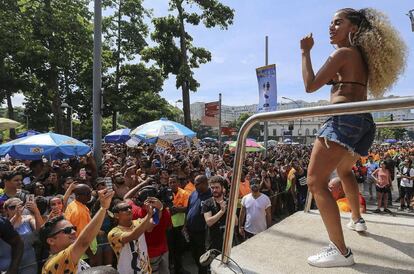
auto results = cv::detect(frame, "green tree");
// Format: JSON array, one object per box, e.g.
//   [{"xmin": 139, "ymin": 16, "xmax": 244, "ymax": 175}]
[
  {"xmin": 102, "ymin": 0, "xmax": 150, "ymax": 130},
  {"xmin": 192, "ymin": 119, "xmax": 216, "ymax": 139},
  {"xmin": 0, "ymin": 0, "xmax": 35, "ymax": 138},
  {"xmin": 141, "ymin": 0, "xmax": 234, "ymax": 129},
  {"xmin": 17, "ymin": 0, "xmax": 94, "ymax": 134},
  {"xmin": 232, "ymin": 113, "xmax": 261, "ymax": 140}
]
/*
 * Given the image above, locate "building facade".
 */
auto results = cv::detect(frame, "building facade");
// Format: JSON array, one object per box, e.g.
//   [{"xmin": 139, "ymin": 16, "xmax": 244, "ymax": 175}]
[{"xmin": 190, "ymin": 96, "xmax": 414, "ymax": 144}]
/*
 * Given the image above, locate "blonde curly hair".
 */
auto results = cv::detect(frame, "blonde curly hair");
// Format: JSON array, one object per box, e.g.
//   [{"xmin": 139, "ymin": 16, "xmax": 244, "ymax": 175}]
[{"xmin": 338, "ymin": 8, "xmax": 408, "ymax": 98}]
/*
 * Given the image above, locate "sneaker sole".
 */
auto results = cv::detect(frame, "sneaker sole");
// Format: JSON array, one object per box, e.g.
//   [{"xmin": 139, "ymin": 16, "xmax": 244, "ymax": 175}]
[
  {"xmin": 307, "ymin": 259, "xmax": 355, "ymax": 268},
  {"xmin": 355, "ymin": 224, "xmax": 367, "ymax": 232},
  {"xmin": 347, "ymin": 222, "xmax": 367, "ymax": 232}
]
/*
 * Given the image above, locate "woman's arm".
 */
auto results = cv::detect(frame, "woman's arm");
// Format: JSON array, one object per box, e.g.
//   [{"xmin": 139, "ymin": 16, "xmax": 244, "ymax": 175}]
[{"xmin": 301, "ymin": 33, "xmax": 348, "ymax": 93}]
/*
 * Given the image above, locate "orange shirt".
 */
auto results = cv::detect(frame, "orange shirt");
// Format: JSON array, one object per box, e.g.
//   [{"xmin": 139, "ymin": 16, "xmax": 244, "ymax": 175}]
[
  {"xmin": 184, "ymin": 181, "xmax": 196, "ymax": 194},
  {"xmin": 239, "ymin": 180, "xmax": 251, "ymax": 198},
  {"xmin": 172, "ymin": 188, "xmax": 189, "ymax": 227},
  {"xmin": 173, "ymin": 187, "xmax": 189, "ymax": 208},
  {"xmin": 64, "ymin": 200, "xmax": 91, "ymax": 237}
]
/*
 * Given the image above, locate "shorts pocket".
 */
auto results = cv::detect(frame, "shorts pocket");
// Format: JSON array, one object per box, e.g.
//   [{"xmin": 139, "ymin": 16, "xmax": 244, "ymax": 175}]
[{"xmin": 335, "ymin": 115, "xmax": 364, "ymax": 140}]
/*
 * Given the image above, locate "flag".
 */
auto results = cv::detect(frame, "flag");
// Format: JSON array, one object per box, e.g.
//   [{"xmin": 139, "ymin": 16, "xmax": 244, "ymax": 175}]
[{"xmin": 256, "ymin": 64, "xmax": 277, "ymax": 113}]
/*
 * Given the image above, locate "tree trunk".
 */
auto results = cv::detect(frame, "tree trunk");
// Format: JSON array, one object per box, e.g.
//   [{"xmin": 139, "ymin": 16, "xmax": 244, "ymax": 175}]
[
  {"xmin": 50, "ymin": 66, "xmax": 62, "ymax": 133},
  {"xmin": 112, "ymin": 110, "xmax": 117, "ymax": 130},
  {"xmin": 176, "ymin": 0, "xmax": 192, "ymax": 129},
  {"xmin": 6, "ymin": 91, "xmax": 16, "ymax": 139}
]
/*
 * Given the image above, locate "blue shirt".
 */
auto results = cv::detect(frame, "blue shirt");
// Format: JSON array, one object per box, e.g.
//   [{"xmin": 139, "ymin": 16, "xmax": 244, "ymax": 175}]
[
  {"xmin": 186, "ymin": 189, "xmax": 212, "ymax": 232},
  {"xmin": 365, "ymin": 161, "xmax": 379, "ymax": 176}
]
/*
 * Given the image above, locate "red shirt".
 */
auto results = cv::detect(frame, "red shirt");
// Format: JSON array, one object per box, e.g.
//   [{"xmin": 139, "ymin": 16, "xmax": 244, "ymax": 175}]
[{"xmin": 128, "ymin": 200, "xmax": 172, "ymax": 258}]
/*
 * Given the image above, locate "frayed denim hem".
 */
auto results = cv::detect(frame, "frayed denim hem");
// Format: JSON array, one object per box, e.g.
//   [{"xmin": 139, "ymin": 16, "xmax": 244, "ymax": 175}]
[{"xmin": 318, "ymin": 135, "xmax": 360, "ymax": 157}]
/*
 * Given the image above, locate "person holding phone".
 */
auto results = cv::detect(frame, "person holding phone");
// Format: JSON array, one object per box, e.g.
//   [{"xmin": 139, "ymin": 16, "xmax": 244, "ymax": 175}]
[
  {"xmin": 2, "ymin": 197, "xmax": 43, "ymax": 273},
  {"xmin": 108, "ymin": 201, "xmax": 154, "ymax": 274},
  {"xmin": 40, "ymin": 189, "xmax": 114, "ymax": 273}
]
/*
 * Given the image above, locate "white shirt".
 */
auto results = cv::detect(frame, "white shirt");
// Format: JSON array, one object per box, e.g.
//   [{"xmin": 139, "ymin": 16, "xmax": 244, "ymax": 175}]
[
  {"xmin": 400, "ymin": 166, "xmax": 414, "ymax": 188},
  {"xmin": 241, "ymin": 193, "xmax": 271, "ymax": 235}
]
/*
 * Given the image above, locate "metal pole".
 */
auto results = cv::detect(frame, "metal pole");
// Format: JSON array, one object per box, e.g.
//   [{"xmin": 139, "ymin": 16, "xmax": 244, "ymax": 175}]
[
  {"xmin": 219, "ymin": 93, "xmax": 222, "ymax": 155},
  {"xmin": 93, "ymin": 0, "xmax": 102, "ymax": 166},
  {"xmin": 222, "ymin": 96, "xmax": 414, "ymax": 263},
  {"xmin": 264, "ymin": 36, "xmax": 269, "ymax": 158},
  {"xmin": 69, "ymin": 107, "xmax": 73, "ymax": 137}
]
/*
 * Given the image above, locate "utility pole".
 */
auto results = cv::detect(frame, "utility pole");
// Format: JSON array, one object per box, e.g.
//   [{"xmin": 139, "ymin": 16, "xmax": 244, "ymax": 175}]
[
  {"xmin": 93, "ymin": 0, "xmax": 102, "ymax": 166},
  {"xmin": 263, "ymin": 36, "xmax": 269, "ymax": 158},
  {"xmin": 219, "ymin": 93, "xmax": 222, "ymax": 155}
]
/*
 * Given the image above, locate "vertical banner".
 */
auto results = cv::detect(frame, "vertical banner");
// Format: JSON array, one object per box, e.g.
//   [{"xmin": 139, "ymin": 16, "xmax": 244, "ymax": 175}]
[
  {"xmin": 256, "ymin": 64, "xmax": 277, "ymax": 113},
  {"xmin": 202, "ymin": 101, "xmax": 220, "ymax": 126}
]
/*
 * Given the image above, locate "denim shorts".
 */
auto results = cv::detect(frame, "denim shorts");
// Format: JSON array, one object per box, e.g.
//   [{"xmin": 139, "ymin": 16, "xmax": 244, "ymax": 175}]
[{"xmin": 317, "ymin": 113, "xmax": 376, "ymax": 156}]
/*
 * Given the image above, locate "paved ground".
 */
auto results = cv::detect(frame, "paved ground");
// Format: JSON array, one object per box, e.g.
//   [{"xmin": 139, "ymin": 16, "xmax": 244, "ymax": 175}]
[{"xmin": 211, "ymin": 179, "xmax": 414, "ymax": 274}]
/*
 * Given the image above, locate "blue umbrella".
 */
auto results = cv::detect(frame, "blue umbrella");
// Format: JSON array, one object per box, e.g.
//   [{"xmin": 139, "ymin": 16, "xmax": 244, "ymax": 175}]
[
  {"xmin": 130, "ymin": 118, "xmax": 196, "ymax": 144},
  {"xmin": 104, "ymin": 128, "xmax": 131, "ymax": 143},
  {"xmin": 0, "ymin": 132, "xmax": 90, "ymax": 160},
  {"xmin": 16, "ymin": 130, "xmax": 41, "ymax": 139},
  {"xmin": 384, "ymin": 139, "xmax": 397, "ymax": 144}
]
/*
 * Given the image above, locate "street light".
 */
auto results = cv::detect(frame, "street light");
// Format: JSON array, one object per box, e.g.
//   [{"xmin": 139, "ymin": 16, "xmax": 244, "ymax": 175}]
[
  {"xmin": 281, "ymin": 96, "xmax": 303, "ymax": 131},
  {"xmin": 61, "ymin": 103, "xmax": 73, "ymax": 137},
  {"xmin": 408, "ymin": 9, "xmax": 414, "ymax": 32}
]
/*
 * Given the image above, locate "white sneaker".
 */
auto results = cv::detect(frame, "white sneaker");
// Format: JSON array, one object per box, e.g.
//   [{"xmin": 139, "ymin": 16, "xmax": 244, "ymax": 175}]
[
  {"xmin": 347, "ymin": 217, "xmax": 367, "ymax": 232},
  {"xmin": 307, "ymin": 241, "xmax": 355, "ymax": 268}
]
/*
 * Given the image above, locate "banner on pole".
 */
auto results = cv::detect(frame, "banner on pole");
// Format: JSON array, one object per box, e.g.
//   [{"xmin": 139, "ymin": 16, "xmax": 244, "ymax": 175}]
[
  {"xmin": 202, "ymin": 101, "xmax": 220, "ymax": 127},
  {"xmin": 256, "ymin": 64, "xmax": 277, "ymax": 113}
]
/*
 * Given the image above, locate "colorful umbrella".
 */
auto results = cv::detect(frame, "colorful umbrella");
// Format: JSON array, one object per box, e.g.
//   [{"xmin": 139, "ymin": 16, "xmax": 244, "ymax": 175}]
[
  {"xmin": 229, "ymin": 138, "xmax": 265, "ymax": 152},
  {"xmin": 16, "ymin": 130, "xmax": 41, "ymax": 139},
  {"xmin": 0, "ymin": 132, "xmax": 90, "ymax": 160},
  {"xmin": 104, "ymin": 128, "xmax": 131, "ymax": 143},
  {"xmin": 0, "ymin": 118, "xmax": 21, "ymax": 130},
  {"xmin": 130, "ymin": 118, "xmax": 196, "ymax": 144}
]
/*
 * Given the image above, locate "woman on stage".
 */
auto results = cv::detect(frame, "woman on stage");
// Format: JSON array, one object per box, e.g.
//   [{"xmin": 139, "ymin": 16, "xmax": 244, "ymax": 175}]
[{"xmin": 301, "ymin": 8, "xmax": 406, "ymax": 267}]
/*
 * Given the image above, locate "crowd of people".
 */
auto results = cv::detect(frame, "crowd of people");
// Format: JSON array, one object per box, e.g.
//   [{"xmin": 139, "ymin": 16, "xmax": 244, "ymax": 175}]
[{"xmin": 0, "ymin": 139, "xmax": 413, "ymax": 273}]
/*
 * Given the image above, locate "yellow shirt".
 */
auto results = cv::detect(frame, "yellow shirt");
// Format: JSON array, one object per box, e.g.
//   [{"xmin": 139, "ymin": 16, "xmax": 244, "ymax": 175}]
[
  {"xmin": 108, "ymin": 220, "xmax": 151, "ymax": 274},
  {"xmin": 42, "ymin": 244, "xmax": 90, "ymax": 274}
]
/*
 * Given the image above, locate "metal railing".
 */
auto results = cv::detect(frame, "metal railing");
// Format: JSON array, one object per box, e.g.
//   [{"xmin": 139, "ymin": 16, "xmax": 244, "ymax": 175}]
[
  {"xmin": 222, "ymin": 97, "xmax": 414, "ymax": 263},
  {"xmin": 303, "ymin": 118, "xmax": 414, "ymax": 213}
]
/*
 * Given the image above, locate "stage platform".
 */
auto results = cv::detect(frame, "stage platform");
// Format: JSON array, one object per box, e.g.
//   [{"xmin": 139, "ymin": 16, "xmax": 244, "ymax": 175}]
[{"xmin": 211, "ymin": 210, "xmax": 414, "ymax": 274}]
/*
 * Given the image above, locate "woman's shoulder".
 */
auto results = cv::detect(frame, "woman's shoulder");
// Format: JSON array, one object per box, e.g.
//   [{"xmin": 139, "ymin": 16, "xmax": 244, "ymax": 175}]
[{"xmin": 330, "ymin": 47, "xmax": 361, "ymax": 60}]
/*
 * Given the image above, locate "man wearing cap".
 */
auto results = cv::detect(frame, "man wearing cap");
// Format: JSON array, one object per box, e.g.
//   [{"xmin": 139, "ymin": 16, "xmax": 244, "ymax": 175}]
[{"xmin": 108, "ymin": 201, "xmax": 153, "ymax": 274}]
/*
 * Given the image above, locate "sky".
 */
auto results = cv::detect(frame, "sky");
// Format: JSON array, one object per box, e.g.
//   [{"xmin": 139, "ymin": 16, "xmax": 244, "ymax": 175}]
[{"xmin": 7, "ymin": 0, "xmax": 414, "ymax": 108}]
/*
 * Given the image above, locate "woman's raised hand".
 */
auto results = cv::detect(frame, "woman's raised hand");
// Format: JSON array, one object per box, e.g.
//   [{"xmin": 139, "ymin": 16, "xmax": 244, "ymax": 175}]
[{"xmin": 300, "ymin": 33, "xmax": 314, "ymax": 52}]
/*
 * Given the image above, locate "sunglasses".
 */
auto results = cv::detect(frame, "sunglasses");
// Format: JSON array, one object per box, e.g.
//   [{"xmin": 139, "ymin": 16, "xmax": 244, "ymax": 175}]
[
  {"xmin": 7, "ymin": 204, "xmax": 22, "ymax": 210},
  {"xmin": 49, "ymin": 226, "xmax": 77, "ymax": 237},
  {"xmin": 116, "ymin": 205, "xmax": 132, "ymax": 213}
]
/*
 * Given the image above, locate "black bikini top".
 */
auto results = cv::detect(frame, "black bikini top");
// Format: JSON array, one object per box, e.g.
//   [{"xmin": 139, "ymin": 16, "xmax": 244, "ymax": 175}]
[{"xmin": 327, "ymin": 80, "xmax": 366, "ymax": 87}]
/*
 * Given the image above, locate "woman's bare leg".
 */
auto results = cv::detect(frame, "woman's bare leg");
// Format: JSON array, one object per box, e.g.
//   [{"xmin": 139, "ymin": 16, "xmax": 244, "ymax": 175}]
[
  {"xmin": 307, "ymin": 138, "xmax": 351, "ymax": 255},
  {"xmin": 377, "ymin": 192, "xmax": 383, "ymax": 209},
  {"xmin": 337, "ymin": 154, "xmax": 362, "ymax": 222}
]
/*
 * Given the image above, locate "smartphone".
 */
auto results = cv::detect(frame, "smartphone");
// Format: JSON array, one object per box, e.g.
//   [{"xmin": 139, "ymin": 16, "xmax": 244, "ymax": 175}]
[
  {"xmin": 26, "ymin": 194, "xmax": 35, "ymax": 203},
  {"xmin": 152, "ymin": 208, "xmax": 160, "ymax": 225},
  {"xmin": 104, "ymin": 177, "xmax": 113, "ymax": 190}
]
